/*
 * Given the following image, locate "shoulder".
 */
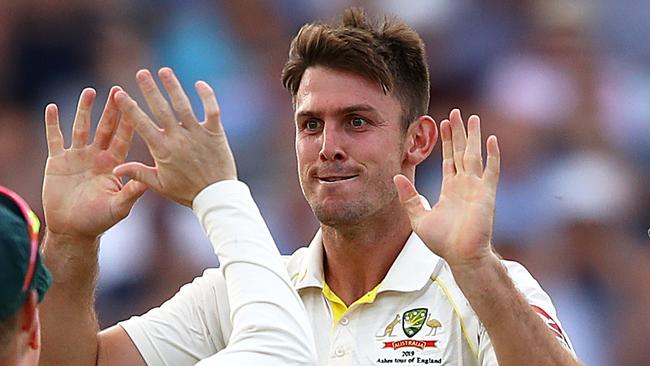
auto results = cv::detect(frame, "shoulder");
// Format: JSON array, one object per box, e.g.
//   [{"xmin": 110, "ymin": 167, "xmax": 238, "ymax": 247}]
[
  {"xmin": 433, "ymin": 259, "xmax": 559, "ymax": 330},
  {"xmin": 283, "ymin": 246, "xmax": 309, "ymax": 279},
  {"xmin": 500, "ymin": 260, "xmax": 554, "ymax": 307},
  {"xmin": 119, "ymin": 267, "xmax": 230, "ymax": 364},
  {"xmin": 500, "ymin": 259, "xmax": 538, "ymax": 282},
  {"xmin": 167, "ymin": 267, "xmax": 225, "ymax": 299},
  {"xmin": 137, "ymin": 267, "xmax": 227, "ymax": 317},
  {"xmin": 434, "ymin": 259, "xmax": 547, "ymax": 298},
  {"xmin": 500, "ymin": 260, "xmax": 573, "ymax": 350}
]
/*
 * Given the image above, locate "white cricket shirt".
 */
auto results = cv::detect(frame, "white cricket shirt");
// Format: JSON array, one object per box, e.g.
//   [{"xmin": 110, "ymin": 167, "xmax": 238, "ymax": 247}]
[
  {"xmin": 121, "ymin": 180, "xmax": 317, "ymax": 365},
  {"xmin": 121, "ymin": 182, "xmax": 573, "ymax": 365}
]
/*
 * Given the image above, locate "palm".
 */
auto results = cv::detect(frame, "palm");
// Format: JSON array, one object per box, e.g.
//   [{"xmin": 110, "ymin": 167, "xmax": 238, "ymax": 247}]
[
  {"xmin": 44, "ymin": 147, "xmax": 124, "ymax": 238},
  {"xmin": 395, "ymin": 110, "xmax": 500, "ymax": 267},
  {"xmin": 42, "ymin": 88, "xmax": 146, "ymax": 240},
  {"xmin": 417, "ymin": 170, "xmax": 496, "ymax": 266}
]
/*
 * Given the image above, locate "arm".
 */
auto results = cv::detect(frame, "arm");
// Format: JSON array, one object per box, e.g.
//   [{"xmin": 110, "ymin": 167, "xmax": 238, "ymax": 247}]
[
  {"xmin": 394, "ymin": 109, "xmax": 580, "ymax": 365},
  {"xmin": 113, "ymin": 68, "xmax": 317, "ymax": 364},
  {"xmin": 41, "ymin": 231, "xmax": 144, "ymax": 366},
  {"xmin": 40, "ymin": 87, "xmax": 147, "ymax": 365},
  {"xmin": 452, "ymin": 257, "xmax": 576, "ymax": 365},
  {"xmin": 192, "ymin": 182, "xmax": 317, "ymax": 365}
]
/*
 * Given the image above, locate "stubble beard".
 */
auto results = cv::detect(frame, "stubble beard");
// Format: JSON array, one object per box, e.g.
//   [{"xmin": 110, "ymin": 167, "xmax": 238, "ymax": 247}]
[{"xmin": 306, "ymin": 172, "xmax": 399, "ymax": 228}]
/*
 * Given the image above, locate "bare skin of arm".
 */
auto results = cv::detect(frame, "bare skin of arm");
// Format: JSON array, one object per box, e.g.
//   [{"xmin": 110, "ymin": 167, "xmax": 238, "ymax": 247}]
[
  {"xmin": 394, "ymin": 109, "xmax": 581, "ymax": 365},
  {"xmin": 40, "ymin": 86, "xmax": 148, "ymax": 366},
  {"xmin": 41, "ymin": 232, "xmax": 145, "ymax": 366}
]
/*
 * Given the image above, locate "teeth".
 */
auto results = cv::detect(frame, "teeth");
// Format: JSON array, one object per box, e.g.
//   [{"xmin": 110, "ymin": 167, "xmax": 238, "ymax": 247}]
[{"xmin": 321, "ymin": 177, "xmax": 352, "ymax": 182}]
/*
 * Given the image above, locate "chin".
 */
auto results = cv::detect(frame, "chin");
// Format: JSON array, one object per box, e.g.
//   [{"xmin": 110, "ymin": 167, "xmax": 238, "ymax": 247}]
[{"xmin": 310, "ymin": 198, "xmax": 372, "ymax": 226}]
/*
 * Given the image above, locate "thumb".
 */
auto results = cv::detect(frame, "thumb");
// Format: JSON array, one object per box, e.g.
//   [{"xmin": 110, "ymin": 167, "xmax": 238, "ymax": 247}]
[
  {"xmin": 113, "ymin": 162, "xmax": 160, "ymax": 190},
  {"xmin": 111, "ymin": 179, "xmax": 148, "ymax": 220},
  {"xmin": 393, "ymin": 174, "xmax": 426, "ymax": 226}
]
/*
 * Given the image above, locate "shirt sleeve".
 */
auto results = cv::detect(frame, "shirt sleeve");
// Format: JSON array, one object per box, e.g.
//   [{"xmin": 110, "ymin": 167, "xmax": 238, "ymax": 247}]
[
  {"xmin": 119, "ymin": 268, "xmax": 227, "ymax": 365},
  {"xmin": 478, "ymin": 260, "xmax": 575, "ymax": 366},
  {"xmin": 122, "ymin": 180, "xmax": 316, "ymax": 365}
]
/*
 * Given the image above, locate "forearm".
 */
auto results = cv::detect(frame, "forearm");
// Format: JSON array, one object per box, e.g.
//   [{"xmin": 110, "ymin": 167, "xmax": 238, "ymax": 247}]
[
  {"xmin": 194, "ymin": 181, "xmax": 317, "ymax": 363},
  {"xmin": 197, "ymin": 262, "xmax": 317, "ymax": 365},
  {"xmin": 451, "ymin": 254, "xmax": 580, "ymax": 366},
  {"xmin": 40, "ymin": 230, "xmax": 101, "ymax": 366}
]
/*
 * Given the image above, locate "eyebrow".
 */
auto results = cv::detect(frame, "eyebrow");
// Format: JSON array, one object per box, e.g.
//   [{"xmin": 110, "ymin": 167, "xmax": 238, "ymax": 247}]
[{"xmin": 295, "ymin": 104, "xmax": 379, "ymax": 119}]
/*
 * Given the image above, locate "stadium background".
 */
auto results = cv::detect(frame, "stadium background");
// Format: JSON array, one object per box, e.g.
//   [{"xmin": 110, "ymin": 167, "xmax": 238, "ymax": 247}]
[{"xmin": 0, "ymin": 0, "xmax": 648, "ymax": 364}]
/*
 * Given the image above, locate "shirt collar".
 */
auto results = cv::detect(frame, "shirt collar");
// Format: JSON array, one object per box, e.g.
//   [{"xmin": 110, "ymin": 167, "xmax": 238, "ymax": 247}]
[
  {"xmin": 293, "ymin": 229, "xmax": 442, "ymax": 294},
  {"xmin": 293, "ymin": 230, "xmax": 326, "ymax": 290},
  {"xmin": 377, "ymin": 231, "xmax": 442, "ymax": 293}
]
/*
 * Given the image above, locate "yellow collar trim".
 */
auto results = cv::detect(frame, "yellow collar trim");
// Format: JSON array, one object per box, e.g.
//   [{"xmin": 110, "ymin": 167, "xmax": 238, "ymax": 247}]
[{"xmin": 322, "ymin": 281, "xmax": 382, "ymax": 324}]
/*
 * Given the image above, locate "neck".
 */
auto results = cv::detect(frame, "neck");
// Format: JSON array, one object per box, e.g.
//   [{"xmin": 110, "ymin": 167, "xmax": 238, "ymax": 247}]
[
  {"xmin": 321, "ymin": 198, "xmax": 412, "ymax": 306},
  {"xmin": 0, "ymin": 344, "xmax": 19, "ymax": 366}
]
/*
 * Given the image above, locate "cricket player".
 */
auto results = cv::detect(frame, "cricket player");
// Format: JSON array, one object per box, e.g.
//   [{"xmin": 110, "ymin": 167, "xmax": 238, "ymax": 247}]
[
  {"xmin": 40, "ymin": 7, "xmax": 580, "ymax": 365},
  {"xmin": 0, "ymin": 186, "xmax": 52, "ymax": 366}
]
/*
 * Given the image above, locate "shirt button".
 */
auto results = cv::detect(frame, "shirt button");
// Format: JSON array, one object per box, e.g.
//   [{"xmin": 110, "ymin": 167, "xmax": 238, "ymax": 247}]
[
  {"xmin": 334, "ymin": 347, "xmax": 345, "ymax": 357},
  {"xmin": 340, "ymin": 317, "xmax": 349, "ymax": 326}
]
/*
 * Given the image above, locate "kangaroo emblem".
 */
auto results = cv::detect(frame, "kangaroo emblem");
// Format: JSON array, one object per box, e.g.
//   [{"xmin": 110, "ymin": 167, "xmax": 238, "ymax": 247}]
[{"xmin": 377, "ymin": 314, "xmax": 401, "ymax": 337}]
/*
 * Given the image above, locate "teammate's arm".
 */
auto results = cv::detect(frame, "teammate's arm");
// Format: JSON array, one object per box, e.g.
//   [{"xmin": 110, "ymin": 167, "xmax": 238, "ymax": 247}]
[
  {"xmin": 40, "ymin": 87, "xmax": 147, "ymax": 366},
  {"xmin": 394, "ymin": 109, "xmax": 581, "ymax": 365},
  {"xmin": 111, "ymin": 67, "xmax": 316, "ymax": 364},
  {"xmin": 41, "ymin": 232, "xmax": 146, "ymax": 366}
]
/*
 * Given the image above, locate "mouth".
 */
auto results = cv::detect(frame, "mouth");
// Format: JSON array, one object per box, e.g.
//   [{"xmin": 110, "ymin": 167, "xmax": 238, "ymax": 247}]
[{"xmin": 317, "ymin": 175, "xmax": 359, "ymax": 183}]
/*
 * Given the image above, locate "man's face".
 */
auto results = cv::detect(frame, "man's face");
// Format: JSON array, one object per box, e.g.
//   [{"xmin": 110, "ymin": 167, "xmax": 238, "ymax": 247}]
[{"xmin": 294, "ymin": 66, "xmax": 406, "ymax": 226}]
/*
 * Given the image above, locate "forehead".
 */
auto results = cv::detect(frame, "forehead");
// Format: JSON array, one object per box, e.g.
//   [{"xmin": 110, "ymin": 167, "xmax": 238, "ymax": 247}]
[{"xmin": 294, "ymin": 66, "xmax": 402, "ymax": 121}]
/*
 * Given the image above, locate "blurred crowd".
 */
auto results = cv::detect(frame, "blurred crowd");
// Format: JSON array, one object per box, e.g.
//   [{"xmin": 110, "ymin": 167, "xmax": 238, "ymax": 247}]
[{"xmin": 0, "ymin": 0, "xmax": 648, "ymax": 364}]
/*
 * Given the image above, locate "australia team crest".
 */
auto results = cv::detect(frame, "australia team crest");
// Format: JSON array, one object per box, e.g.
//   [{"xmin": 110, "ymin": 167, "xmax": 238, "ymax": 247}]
[
  {"xmin": 402, "ymin": 308, "xmax": 428, "ymax": 337},
  {"xmin": 375, "ymin": 308, "xmax": 443, "ymax": 364}
]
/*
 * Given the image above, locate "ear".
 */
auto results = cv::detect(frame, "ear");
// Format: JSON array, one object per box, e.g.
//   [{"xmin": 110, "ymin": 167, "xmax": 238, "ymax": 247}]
[
  {"xmin": 402, "ymin": 115, "xmax": 437, "ymax": 166},
  {"xmin": 20, "ymin": 290, "xmax": 40, "ymax": 350}
]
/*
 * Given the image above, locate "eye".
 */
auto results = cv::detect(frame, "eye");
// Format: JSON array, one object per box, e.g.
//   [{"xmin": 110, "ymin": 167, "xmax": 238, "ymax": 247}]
[
  {"xmin": 350, "ymin": 117, "xmax": 368, "ymax": 128},
  {"xmin": 305, "ymin": 119, "xmax": 321, "ymax": 131}
]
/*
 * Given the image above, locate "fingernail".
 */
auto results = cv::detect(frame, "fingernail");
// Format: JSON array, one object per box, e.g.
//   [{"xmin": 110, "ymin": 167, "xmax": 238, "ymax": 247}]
[
  {"xmin": 114, "ymin": 91, "xmax": 128, "ymax": 103},
  {"xmin": 136, "ymin": 69, "xmax": 150, "ymax": 81},
  {"xmin": 159, "ymin": 67, "xmax": 172, "ymax": 78},
  {"xmin": 45, "ymin": 103, "xmax": 57, "ymax": 114},
  {"xmin": 82, "ymin": 87, "xmax": 96, "ymax": 96}
]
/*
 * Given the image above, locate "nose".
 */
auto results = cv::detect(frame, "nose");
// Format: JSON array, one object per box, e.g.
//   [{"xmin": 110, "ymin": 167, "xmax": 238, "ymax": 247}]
[{"xmin": 319, "ymin": 123, "xmax": 346, "ymax": 162}]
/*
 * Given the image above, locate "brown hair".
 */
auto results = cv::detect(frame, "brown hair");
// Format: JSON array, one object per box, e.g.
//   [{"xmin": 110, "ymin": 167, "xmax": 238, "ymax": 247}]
[{"xmin": 281, "ymin": 7, "xmax": 430, "ymax": 130}]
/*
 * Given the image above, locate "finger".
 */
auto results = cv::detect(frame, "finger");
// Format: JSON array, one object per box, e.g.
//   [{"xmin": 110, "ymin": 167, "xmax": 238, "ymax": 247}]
[
  {"xmin": 71, "ymin": 88, "xmax": 96, "ymax": 148},
  {"xmin": 158, "ymin": 67, "xmax": 199, "ymax": 129},
  {"xmin": 93, "ymin": 86, "xmax": 122, "ymax": 149},
  {"xmin": 113, "ymin": 162, "xmax": 160, "ymax": 192},
  {"xmin": 449, "ymin": 108, "xmax": 467, "ymax": 173},
  {"xmin": 44, "ymin": 104, "xmax": 65, "ymax": 156},
  {"xmin": 108, "ymin": 117, "xmax": 135, "ymax": 162},
  {"xmin": 393, "ymin": 174, "xmax": 427, "ymax": 228},
  {"xmin": 439, "ymin": 119, "xmax": 455, "ymax": 177},
  {"xmin": 114, "ymin": 91, "xmax": 162, "ymax": 150},
  {"xmin": 135, "ymin": 69, "xmax": 178, "ymax": 131},
  {"xmin": 464, "ymin": 115, "xmax": 483, "ymax": 176},
  {"xmin": 195, "ymin": 81, "xmax": 223, "ymax": 134},
  {"xmin": 111, "ymin": 179, "xmax": 148, "ymax": 221},
  {"xmin": 483, "ymin": 135, "xmax": 500, "ymax": 191}
]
